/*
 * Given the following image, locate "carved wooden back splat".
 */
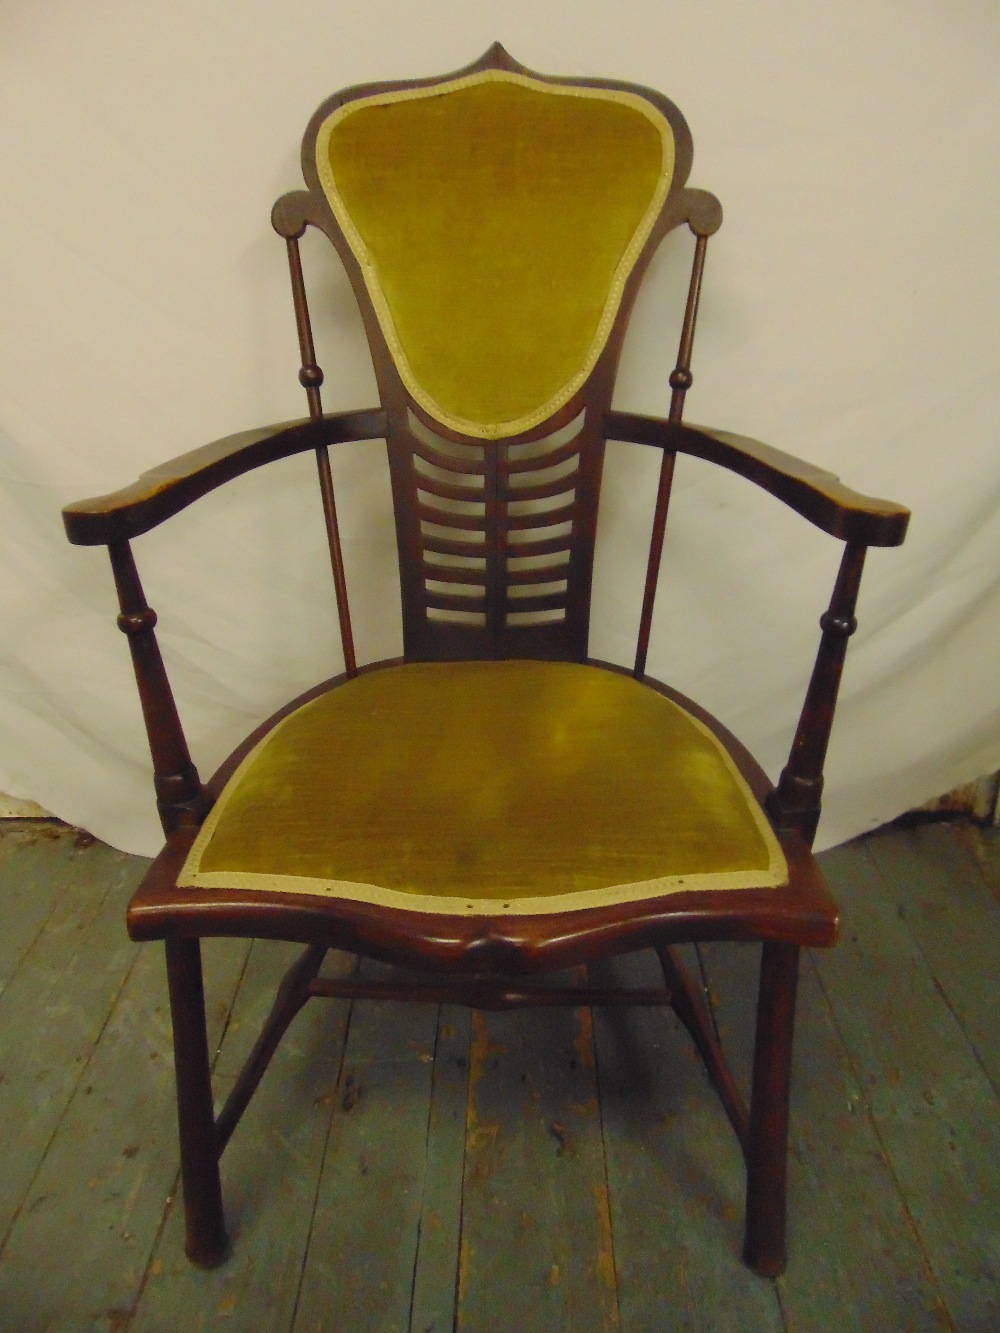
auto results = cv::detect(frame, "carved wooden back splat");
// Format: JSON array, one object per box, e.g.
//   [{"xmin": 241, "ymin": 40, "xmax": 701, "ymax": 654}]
[{"xmin": 386, "ymin": 404, "xmax": 605, "ymax": 662}]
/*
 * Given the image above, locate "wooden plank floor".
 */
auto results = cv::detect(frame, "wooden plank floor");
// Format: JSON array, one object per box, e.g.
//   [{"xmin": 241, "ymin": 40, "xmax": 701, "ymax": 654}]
[{"xmin": 0, "ymin": 817, "xmax": 996, "ymax": 1331}]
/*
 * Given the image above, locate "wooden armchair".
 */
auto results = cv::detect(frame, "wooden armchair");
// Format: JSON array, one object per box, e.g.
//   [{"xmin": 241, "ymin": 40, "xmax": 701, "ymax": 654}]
[{"xmin": 62, "ymin": 44, "xmax": 909, "ymax": 1278}]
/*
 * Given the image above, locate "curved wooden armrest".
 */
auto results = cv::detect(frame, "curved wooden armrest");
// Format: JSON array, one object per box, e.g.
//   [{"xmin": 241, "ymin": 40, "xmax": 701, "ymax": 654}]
[
  {"xmin": 605, "ymin": 410, "xmax": 910, "ymax": 547},
  {"xmin": 62, "ymin": 407, "xmax": 387, "ymax": 546}
]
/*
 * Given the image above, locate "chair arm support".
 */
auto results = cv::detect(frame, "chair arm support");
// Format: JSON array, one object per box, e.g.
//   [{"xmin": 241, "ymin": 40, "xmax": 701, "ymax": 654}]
[
  {"xmin": 107, "ymin": 539, "xmax": 213, "ymax": 836},
  {"xmin": 604, "ymin": 410, "xmax": 909, "ymax": 548},
  {"xmin": 62, "ymin": 407, "xmax": 387, "ymax": 546},
  {"xmin": 767, "ymin": 541, "xmax": 868, "ymax": 846}
]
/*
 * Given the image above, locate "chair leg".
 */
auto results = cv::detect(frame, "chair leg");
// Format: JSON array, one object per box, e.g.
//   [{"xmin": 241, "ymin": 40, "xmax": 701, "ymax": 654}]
[
  {"xmin": 743, "ymin": 941, "xmax": 799, "ymax": 1278},
  {"xmin": 165, "ymin": 937, "xmax": 228, "ymax": 1266},
  {"xmin": 656, "ymin": 945, "xmax": 749, "ymax": 1151}
]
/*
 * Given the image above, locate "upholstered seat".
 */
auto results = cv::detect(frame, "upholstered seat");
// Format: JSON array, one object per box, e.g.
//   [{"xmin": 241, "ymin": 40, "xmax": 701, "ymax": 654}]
[{"xmin": 180, "ymin": 661, "xmax": 786, "ymax": 912}]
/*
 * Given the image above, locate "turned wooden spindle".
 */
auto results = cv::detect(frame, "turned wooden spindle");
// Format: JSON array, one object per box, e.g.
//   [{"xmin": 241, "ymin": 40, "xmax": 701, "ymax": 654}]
[
  {"xmin": 767, "ymin": 540, "xmax": 867, "ymax": 844},
  {"xmin": 634, "ymin": 232, "xmax": 709, "ymax": 678},
  {"xmin": 108, "ymin": 540, "xmax": 210, "ymax": 834},
  {"xmin": 284, "ymin": 234, "xmax": 357, "ymax": 677}
]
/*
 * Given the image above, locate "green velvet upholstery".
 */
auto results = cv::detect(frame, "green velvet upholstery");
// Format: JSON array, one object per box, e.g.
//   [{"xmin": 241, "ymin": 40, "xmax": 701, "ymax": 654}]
[
  {"xmin": 181, "ymin": 662, "xmax": 786, "ymax": 915},
  {"xmin": 317, "ymin": 72, "xmax": 674, "ymax": 437}
]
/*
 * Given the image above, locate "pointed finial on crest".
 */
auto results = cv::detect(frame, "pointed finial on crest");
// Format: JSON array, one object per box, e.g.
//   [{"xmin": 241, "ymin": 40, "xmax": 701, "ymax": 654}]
[{"xmin": 476, "ymin": 42, "xmax": 522, "ymax": 73}]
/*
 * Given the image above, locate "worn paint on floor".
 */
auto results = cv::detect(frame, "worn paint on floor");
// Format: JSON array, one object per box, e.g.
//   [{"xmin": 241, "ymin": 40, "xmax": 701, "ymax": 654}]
[{"xmin": 0, "ymin": 817, "xmax": 996, "ymax": 1331}]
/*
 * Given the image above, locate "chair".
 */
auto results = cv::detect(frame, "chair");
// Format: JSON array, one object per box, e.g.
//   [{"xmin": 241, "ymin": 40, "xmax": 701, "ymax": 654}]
[{"xmin": 62, "ymin": 44, "xmax": 909, "ymax": 1278}]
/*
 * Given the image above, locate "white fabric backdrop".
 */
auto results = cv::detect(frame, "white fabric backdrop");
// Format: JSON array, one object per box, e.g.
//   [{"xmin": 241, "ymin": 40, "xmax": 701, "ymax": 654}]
[{"xmin": 2, "ymin": 0, "xmax": 998, "ymax": 857}]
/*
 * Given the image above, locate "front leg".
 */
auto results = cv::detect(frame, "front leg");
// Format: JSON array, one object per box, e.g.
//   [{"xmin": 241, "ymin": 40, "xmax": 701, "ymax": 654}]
[
  {"xmin": 165, "ymin": 937, "xmax": 228, "ymax": 1266},
  {"xmin": 743, "ymin": 941, "xmax": 799, "ymax": 1277}
]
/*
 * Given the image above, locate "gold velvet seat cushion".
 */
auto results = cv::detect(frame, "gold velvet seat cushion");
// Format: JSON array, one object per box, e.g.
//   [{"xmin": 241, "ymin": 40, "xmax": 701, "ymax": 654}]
[
  {"xmin": 317, "ymin": 72, "xmax": 673, "ymax": 438},
  {"xmin": 180, "ymin": 662, "xmax": 786, "ymax": 914}
]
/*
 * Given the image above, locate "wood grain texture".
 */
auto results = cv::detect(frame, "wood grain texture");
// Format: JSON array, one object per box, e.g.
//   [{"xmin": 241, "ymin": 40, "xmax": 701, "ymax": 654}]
[
  {"xmin": 699, "ymin": 939, "xmax": 950, "ymax": 1332},
  {"xmin": 957, "ymin": 824, "xmax": 1000, "ymax": 908},
  {"xmin": 592, "ymin": 949, "xmax": 782, "ymax": 1333},
  {"xmin": 61, "ymin": 410, "xmax": 386, "ymax": 546},
  {"xmin": 129, "ymin": 943, "xmax": 354, "ymax": 1332},
  {"xmin": 605, "ymin": 411, "xmax": 910, "ymax": 547},
  {"xmin": 457, "ymin": 980, "xmax": 620, "ymax": 1333},
  {"xmin": 817, "ymin": 836, "xmax": 1000, "ymax": 1331},
  {"xmin": 0, "ymin": 824, "xmax": 81, "ymax": 997},
  {"xmin": 0, "ymin": 832, "xmax": 144, "ymax": 1246},
  {"xmin": 867, "ymin": 823, "xmax": 1000, "ymax": 1095},
  {"xmin": 291, "ymin": 961, "xmax": 439, "ymax": 1333},
  {"xmin": 408, "ymin": 1006, "xmax": 472, "ymax": 1333},
  {"xmin": 0, "ymin": 923, "xmax": 250, "ymax": 1330},
  {"xmin": 0, "ymin": 821, "xmax": 996, "ymax": 1329}
]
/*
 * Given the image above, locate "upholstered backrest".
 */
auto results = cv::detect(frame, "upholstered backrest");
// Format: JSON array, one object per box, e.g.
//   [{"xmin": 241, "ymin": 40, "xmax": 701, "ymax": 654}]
[
  {"xmin": 315, "ymin": 72, "xmax": 674, "ymax": 440},
  {"xmin": 275, "ymin": 46, "xmax": 717, "ymax": 663}
]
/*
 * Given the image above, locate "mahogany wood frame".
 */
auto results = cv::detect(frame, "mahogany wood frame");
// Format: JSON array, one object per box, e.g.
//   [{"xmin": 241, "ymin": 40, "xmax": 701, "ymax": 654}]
[{"xmin": 62, "ymin": 43, "xmax": 909, "ymax": 1281}]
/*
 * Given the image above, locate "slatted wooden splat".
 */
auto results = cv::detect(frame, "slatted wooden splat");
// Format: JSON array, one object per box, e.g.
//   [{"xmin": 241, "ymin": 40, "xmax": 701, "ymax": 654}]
[
  {"xmin": 409, "ymin": 410, "xmax": 491, "ymax": 630},
  {"xmin": 501, "ymin": 414, "xmax": 582, "ymax": 630},
  {"xmin": 396, "ymin": 407, "xmax": 599, "ymax": 661}
]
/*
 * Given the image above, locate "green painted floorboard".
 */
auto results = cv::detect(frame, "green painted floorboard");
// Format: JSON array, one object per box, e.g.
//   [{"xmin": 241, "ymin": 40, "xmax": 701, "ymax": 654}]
[
  {"xmin": 0, "ymin": 832, "xmax": 145, "ymax": 1251},
  {"xmin": 699, "ymin": 939, "xmax": 950, "ymax": 1332},
  {"xmin": 593, "ymin": 950, "xmax": 782, "ymax": 1333},
  {"xmin": 408, "ymin": 1005, "xmax": 472, "ymax": 1333},
  {"xmin": 0, "ymin": 819, "xmax": 995, "ymax": 1331},
  {"xmin": 291, "ymin": 961, "xmax": 439, "ymax": 1333},
  {"xmin": 456, "ymin": 982, "xmax": 620, "ymax": 1333},
  {"xmin": 818, "ymin": 836, "xmax": 1000, "ymax": 1332},
  {"xmin": 129, "ymin": 943, "xmax": 354, "ymax": 1333}
]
